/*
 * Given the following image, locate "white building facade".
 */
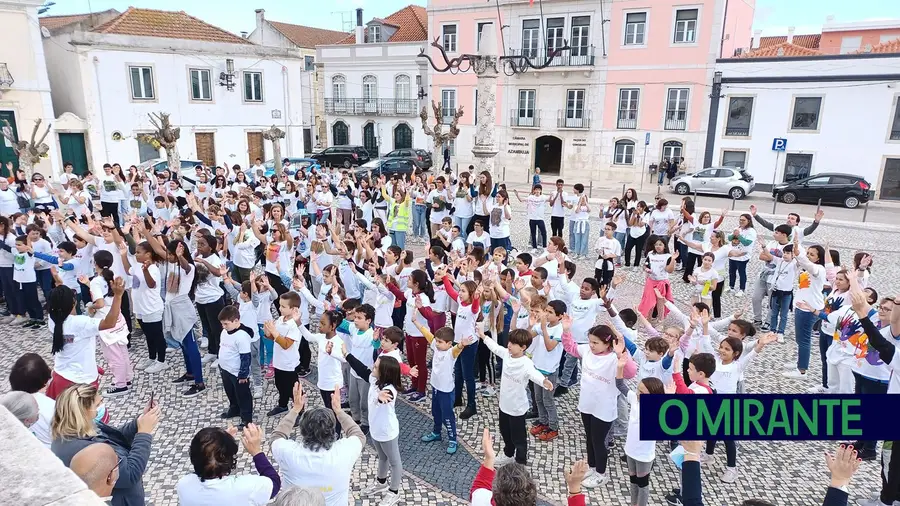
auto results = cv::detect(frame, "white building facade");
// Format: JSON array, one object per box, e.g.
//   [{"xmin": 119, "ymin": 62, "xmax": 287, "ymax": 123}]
[
  {"xmin": 43, "ymin": 9, "xmax": 306, "ymax": 173},
  {"xmin": 710, "ymin": 53, "xmax": 900, "ymax": 199}
]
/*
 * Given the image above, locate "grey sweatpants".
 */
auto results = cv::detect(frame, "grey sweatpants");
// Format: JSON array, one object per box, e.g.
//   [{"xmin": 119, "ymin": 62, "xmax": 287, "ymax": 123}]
[
  {"xmin": 751, "ymin": 274, "xmax": 770, "ymax": 323},
  {"xmin": 348, "ymin": 375, "xmax": 370, "ymax": 424},
  {"xmin": 627, "ymin": 456, "xmax": 654, "ymax": 506},
  {"xmin": 250, "ymin": 339, "xmax": 262, "ymax": 389},
  {"xmin": 612, "ymin": 392, "xmax": 629, "ymax": 437},
  {"xmin": 373, "ymin": 437, "xmax": 403, "ymax": 491},
  {"xmin": 535, "ymin": 371, "xmax": 559, "ymax": 430}
]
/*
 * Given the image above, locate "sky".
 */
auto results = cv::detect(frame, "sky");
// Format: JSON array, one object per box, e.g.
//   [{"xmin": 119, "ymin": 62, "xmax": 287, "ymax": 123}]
[{"xmin": 43, "ymin": 0, "xmax": 900, "ymax": 38}]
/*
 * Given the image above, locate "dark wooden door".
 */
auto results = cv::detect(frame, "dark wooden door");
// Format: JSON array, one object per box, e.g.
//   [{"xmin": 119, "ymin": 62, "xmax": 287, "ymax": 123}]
[
  {"xmin": 195, "ymin": 132, "xmax": 216, "ymax": 167},
  {"xmin": 58, "ymin": 132, "xmax": 89, "ymax": 175},
  {"xmin": 247, "ymin": 132, "xmax": 264, "ymax": 165}
]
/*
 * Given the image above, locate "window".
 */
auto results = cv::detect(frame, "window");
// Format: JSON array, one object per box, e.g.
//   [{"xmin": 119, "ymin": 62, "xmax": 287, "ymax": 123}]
[
  {"xmin": 571, "ymin": 16, "xmax": 590, "ymax": 57},
  {"xmin": 304, "ymin": 56, "xmax": 315, "ymax": 71},
  {"xmin": 443, "ymin": 139, "xmax": 456, "ymax": 156},
  {"xmin": 881, "ymin": 158, "xmax": 900, "ymax": 200},
  {"xmin": 129, "ymin": 66, "xmax": 154, "ymax": 100},
  {"xmin": 725, "ymin": 97, "xmax": 753, "ymax": 136},
  {"xmin": 243, "ymin": 71, "xmax": 263, "ymax": 102},
  {"xmin": 189, "ymin": 68, "xmax": 212, "ymax": 101},
  {"xmin": 518, "ymin": 89, "xmax": 536, "ymax": 127},
  {"xmin": 663, "ymin": 140, "xmax": 683, "ymax": 163},
  {"xmin": 617, "ymin": 88, "xmax": 639, "ymax": 129},
  {"xmin": 477, "ymin": 22, "xmax": 490, "ymax": 51},
  {"xmin": 332, "ymin": 121, "xmax": 349, "ymax": 145},
  {"xmin": 368, "ymin": 25, "xmax": 381, "ymax": 43},
  {"xmin": 442, "ymin": 25, "xmax": 457, "ymax": 52},
  {"xmin": 791, "ymin": 97, "xmax": 822, "ymax": 130},
  {"xmin": 665, "ymin": 88, "xmax": 689, "ymax": 130},
  {"xmin": 522, "ymin": 20, "xmax": 541, "ymax": 57},
  {"xmin": 137, "ymin": 137, "xmax": 159, "ymax": 162},
  {"xmin": 624, "ymin": 12, "xmax": 646, "ymax": 45},
  {"xmin": 565, "ymin": 89, "xmax": 585, "ymax": 128},
  {"xmin": 546, "ymin": 18, "xmax": 565, "ymax": 53},
  {"xmin": 891, "ymin": 100, "xmax": 900, "ymax": 140},
  {"xmin": 394, "ymin": 124, "xmax": 412, "ymax": 149},
  {"xmin": 722, "ymin": 150, "xmax": 747, "ymax": 169},
  {"xmin": 363, "ymin": 123, "xmax": 378, "ymax": 154},
  {"xmin": 674, "ymin": 9, "xmax": 698, "ymax": 43},
  {"xmin": 614, "ymin": 140, "xmax": 635, "ymax": 165},
  {"xmin": 394, "ymin": 75, "xmax": 411, "ymax": 113},
  {"xmin": 783, "ymin": 153, "xmax": 812, "ymax": 182},
  {"xmin": 829, "ymin": 175, "xmax": 857, "ymax": 185},
  {"xmin": 441, "ymin": 89, "xmax": 456, "ymax": 124},
  {"xmin": 840, "ymin": 36, "xmax": 862, "ymax": 54},
  {"xmin": 363, "ymin": 75, "xmax": 377, "ymax": 113},
  {"xmin": 805, "ymin": 176, "xmax": 830, "ymax": 186}
]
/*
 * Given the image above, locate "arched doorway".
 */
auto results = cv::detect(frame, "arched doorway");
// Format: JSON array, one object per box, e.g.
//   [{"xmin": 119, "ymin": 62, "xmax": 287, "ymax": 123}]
[
  {"xmin": 332, "ymin": 121, "xmax": 348, "ymax": 145},
  {"xmin": 662, "ymin": 140, "xmax": 683, "ymax": 164},
  {"xmin": 394, "ymin": 123, "xmax": 412, "ymax": 149},
  {"xmin": 363, "ymin": 123, "xmax": 378, "ymax": 155},
  {"xmin": 534, "ymin": 135, "xmax": 562, "ymax": 175}
]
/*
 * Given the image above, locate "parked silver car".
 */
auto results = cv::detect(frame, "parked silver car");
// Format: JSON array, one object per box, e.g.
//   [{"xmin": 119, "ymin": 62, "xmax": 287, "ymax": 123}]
[{"xmin": 669, "ymin": 167, "xmax": 755, "ymax": 200}]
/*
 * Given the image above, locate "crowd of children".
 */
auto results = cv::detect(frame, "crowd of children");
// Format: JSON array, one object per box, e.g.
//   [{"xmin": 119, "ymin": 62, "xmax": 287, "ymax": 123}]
[{"xmin": 4, "ymin": 159, "xmax": 897, "ymax": 506}]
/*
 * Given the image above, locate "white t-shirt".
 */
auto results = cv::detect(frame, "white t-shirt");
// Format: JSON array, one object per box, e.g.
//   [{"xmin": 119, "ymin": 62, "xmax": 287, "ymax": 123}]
[
  {"xmin": 66, "ymin": 189, "xmax": 91, "ymax": 217},
  {"xmin": 771, "ymin": 258, "xmax": 797, "ymax": 292},
  {"xmin": 367, "ymin": 381, "xmax": 399, "ymax": 442},
  {"xmin": 530, "ymin": 322, "xmax": 564, "ymax": 374},
  {"xmin": 646, "ymin": 252, "xmax": 672, "ymax": 281},
  {"xmin": 466, "ymin": 231, "xmax": 489, "ymax": 250},
  {"xmin": 195, "ymin": 254, "xmax": 225, "ymax": 304},
  {"xmin": 272, "ymin": 317, "xmax": 301, "ymax": 371},
  {"xmin": 795, "ymin": 255, "xmax": 826, "ymax": 311},
  {"xmin": 129, "ymin": 264, "xmax": 164, "ymax": 319},
  {"xmin": 452, "ymin": 186, "xmax": 474, "ymax": 218},
  {"xmin": 31, "ymin": 392, "xmax": 55, "ymax": 448},
  {"xmin": 98, "ymin": 175, "xmax": 124, "ymax": 202},
  {"xmin": 576, "ymin": 348, "xmax": 619, "ymax": 421},
  {"xmin": 649, "ymin": 208, "xmax": 674, "ymax": 236},
  {"xmin": 569, "ymin": 298, "xmax": 605, "ymax": 343},
  {"xmin": 13, "ymin": 251, "xmax": 36, "ymax": 283},
  {"xmin": 488, "ymin": 204, "xmax": 511, "ymax": 239},
  {"xmin": 427, "ymin": 189, "xmax": 450, "ymax": 224},
  {"xmin": 693, "ymin": 267, "xmax": 718, "ymax": 298},
  {"xmin": 176, "ymin": 473, "xmax": 273, "ymax": 506},
  {"xmin": 430, "ymin": 343, "xmax": 457, "ymax": 393},
  {"xmin": 482, "ymin": 338, "xmax": 546, "ymax": 416},
  {"xmin": 48, "ymin": 315, "xmax": 101, "ymax": 384},
  {"xmin": 219, "ymin": 327, "xmax": 252, "ymax": 377},
  {"xmin": 628, "ymin": 210, "xmax": 648, "ymax": 239},
  {"xmin": 594, "ymin": 236, "xmax": 622, "ymax": 271},
  {"xmin": 624, "ymin": 391, "xmax": 654, "ymax": 463},
  {"xmin": 524, "ymin": 194, "xmax": 549, "ymax": 221},
  {"xmin": 550, "ymin": 190, "xmax": 569, "ymax": 217},
  {"xmin": 272, "ymin": 436, "xmax": 363, "ymax": 506},
  {"xmin": 0, "ymin": 188, "xmax": 19, "ymax": 215}
]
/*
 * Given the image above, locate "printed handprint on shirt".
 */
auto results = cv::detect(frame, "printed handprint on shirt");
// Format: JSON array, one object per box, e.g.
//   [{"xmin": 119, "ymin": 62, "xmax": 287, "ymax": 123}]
[{"xmin": 798, "ymin": 271, "xmax": 811, "ymax": 290}]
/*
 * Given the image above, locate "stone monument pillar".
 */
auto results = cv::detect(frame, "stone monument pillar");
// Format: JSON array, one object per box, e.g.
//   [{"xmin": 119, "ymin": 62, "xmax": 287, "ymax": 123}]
[{"xmin": 470, "ymin": 24, "xmax": 499, "ymax": 176}]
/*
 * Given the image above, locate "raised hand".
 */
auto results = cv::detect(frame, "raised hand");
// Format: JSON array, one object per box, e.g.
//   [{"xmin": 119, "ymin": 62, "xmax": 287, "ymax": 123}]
[
  {"xmin": 749, "ymin": 204, "xmax": 757, "ymax": 216},
  {"xmin": 825, "ymin": 444, "xmax": 860, "ymax": 488},
  {"xmin": 377, "ymin": 389, "xmax": 393, "ymax": 404},
  {"xmin": 409, "ymin": 366, "xmax": 419, "ymax": 378},
  {"xmin": 291, "ymin": 381, "xmax": 307, "ymax": 413}
]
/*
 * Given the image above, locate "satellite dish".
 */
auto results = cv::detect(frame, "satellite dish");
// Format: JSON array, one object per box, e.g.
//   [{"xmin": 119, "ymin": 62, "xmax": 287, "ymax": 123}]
[{"xmin": 41, "ymin": 26, "xmax": 51, "ymax": 38}]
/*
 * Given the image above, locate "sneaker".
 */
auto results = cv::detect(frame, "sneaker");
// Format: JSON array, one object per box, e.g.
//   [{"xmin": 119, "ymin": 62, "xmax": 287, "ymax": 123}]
[
  {"xmin": 581, "ymin": 473, "xmax": 606, "ymax": 488},
  {"xmin": 782, "ymin": 369, "xmax": 807, "ymax": 379},
  {"xmin": 735, "ymin": 290, "xmax": 745, "ymax": 297},
  {"xmin": 760, "ymin": 321, "xmax": 771, "ymax": 331},
  {"xmin": 524, "ymin": 410, "xmax": 538, "ymax": 419},
  {"xmin": 537, "ymin": 429, "xmax": 559, "ymax": 441},
  {"xmin": 402, "ymin": 387, "xmax": 417, "ymax": 396},
  {"xmin": 529, "ymin": 423, "xmax": 549, "ymax": 436},
  {"xmin": 553, "ymin": 385, "xmax": 569, "ymax": 398},
  {"xmin": 724, "ymin": 286, "xmax": 731, "ymax": 294},
  {"xmin": 26, "ymin": 319, "xmax": 45, "ymax": 328},
  {"xmin": 105, "ymin": 386, "xmax": 129, "ymax": 397},
  {"xmin": 200, "ymin": 337, "xmax": 209, "ymax": 348},
  {"xmin": 459, "ymin": 407, "xmax": 477, "ymax": 420},
  {"xmin": 360, "ymin": 425, "xmax": 370, "ymax": 435},
  {"xmin": 266, "ymin": 406, "xmax": 288, "ymax": 417},
  {"xmin": 265, "ymin": 366, "xmax": 275, "ymax": 379},
  {"xmin": 447, "ymin": 441, "xmax": 458, "ymax": 454},
  {"xmin": 298, "ymin": 368, "xmax": 311, "ymax": 378},
  {"xmin": 493, "ymin": 455, "xmax": 515, "ymax": 466},
  {"xmin": 210, "ymin": 359, "xmax": 219, "ymax": 368},
  {"xmin": 165, "ymin": 346, "xmax": 177, "ymax": 354},
  {"xmin": 201, "ymin": 353, "xmax": 217, "ymax": 364},
  {"xmin": 378, "ymin": 491, "xmax": 400, "ymax": 506},
  {"xmin": 721, "ymin": 467, "xmax": 739, "ymax": 483},
  {"xmin": 0, "ymin": 314, "xmax": 15, "ymax": 324},
  {"xmin": 699, "ymin": 452, "xmax": 711, "ymax": 464},
  {"xmin": 253, "ymin": 387, "xmax": 262, "ymax": 399},
  {"xmin": 135, "ymin": 358, "xmax": 153, "ymax": 371},
  {"xmin": 857, "ymin": 448, "xmax": 878, "ymax": 461},
  {"xmin": 782, "ymin": 361, "xmax": 797, "ymax": 369},
  {"xmin": 581, "ymin": 468, "xmax": 598, "ymax": 482},
  {"xmin": 172, "ymin": 374, "xmax": 193, "ymax": 384},
  {"xmin": 421, "ymin": 432, "xmax": 441, "ymax": 443},
  {"xmin": 220, "ymin": 408, "xmax": 240, "ymax": 419},
  {"xmin": 12, "ymin": 316, "xmax": 27, "ymax": 325},
  {"xmin": 856, "ymin": 500, "xmax": 887, "ymax": 506},
  {"xmin": 776, "ymin": 333, "xmax": 785, "ymax": 343},
  {"xmin": 806, "ymin": 384, "xmax": 828, "ymax": 394},
  {"xmin": 665, "ymin": 492, "xmax": 684, "ymax": 506},
  {"xmin": 182, "ymin": 384, "xmax": 206, "ymax": 397},
  {"xmin": 408, "ymin": 392, "xmax": 426, "ymax": 403},
  {"xmin": 361, "ymin": 481, "xmax": 389, "ymax": 496},
  {"xmin": 480, "ymin": 386, "xmax": 496, "ymax": 397},
  {"xmin": 149, "ymin": 361, "xmax": 170, "ymax": 374}
]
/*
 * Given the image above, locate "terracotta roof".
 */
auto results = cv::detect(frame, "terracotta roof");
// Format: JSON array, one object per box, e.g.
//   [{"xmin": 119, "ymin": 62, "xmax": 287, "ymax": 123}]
[
  {"xmin": 336, "ymin": 5, "xmax": 427, "ymax": 44},
  {"xmin": 739, "ymin": 42, "xmax": 823, "ymax": 58},
  {"xmin": 758, "ymin": 34, "xmax": 821, "ymax": 49},
  {"xmin": 39, "ymin": 10, "xmax": 119, "ymax": 31},
  {"xmin": 268, "ymin": 21, "xmax": 349, "ymax": 49},
  {"xmin": 92, "ymin": 7, "xmax": 251, "ymax": 45},
  {"xmin": 855, "ymin": 37, "xmax": 900, "ymax": 54}
]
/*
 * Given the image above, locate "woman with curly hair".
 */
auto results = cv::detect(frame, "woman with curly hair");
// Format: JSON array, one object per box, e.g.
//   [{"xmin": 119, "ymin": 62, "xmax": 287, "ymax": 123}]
[{"xmin": 176, "ymin": 424, "xmax": 281, "ymax": 505}]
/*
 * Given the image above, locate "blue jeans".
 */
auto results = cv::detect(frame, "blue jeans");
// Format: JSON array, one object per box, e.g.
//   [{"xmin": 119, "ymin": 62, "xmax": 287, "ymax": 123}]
[
  {"xmin": 568, "ymin": 221, "xmax": 590, "ymax": 256},
  {"xmin": 180, "ymin": 329, "xmax": 204, "ymax": 384},
  {"xmin": 768, "ymin": 290, "xmax": 792, "ymax": 334},
  {"xmin": 559, "ymin": 352, "xmax": 580, "ymax": 387},
  {"xmin": 390, "ymin": 230, "xmax": 407, "ymax": 250},
  {"xmin": 490, "ymin": 237, "xmax": 512, "ymax": 253},
  {"xmin": 729, "ymin": 259, "xmax": 748, "ymax": 290},
  {"xmin": 613, "ymin": 232, "xmax": 626, "ymax": 260},
  {"xmin": 36, "ymin": 269, "xmax": 53, "ymax": 300},
  {"xmin": 431, "ymin": 388, "xmax": 457, "ymax": 441},
  {"xmin": 658, "ymin": 171, "xmax": 666, "ymax": 185},
  {"xmin": 454, "ymin": 340, "xmax": 479, "ymax": 410},
  {"xmin": 454, "ymin": 216, "xmax": 472, "ymax": 237},
  {"xmin": 412, "ymin": 205, "xmax": 427, "ymax": 238},
  {"xmin": 258, "ymin": 324, "xmax": 274, "ymax": 366},
  {"xmin": 793, "ymin": 309, "xmax": 817, "ymax": 371}
]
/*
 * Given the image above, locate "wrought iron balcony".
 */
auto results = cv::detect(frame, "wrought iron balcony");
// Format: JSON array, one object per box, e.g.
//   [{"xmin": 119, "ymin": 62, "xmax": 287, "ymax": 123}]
[
  {"xmin": 507, "ymin": 45, "xmax": 596, "ymax": 68},
  {"xmin": 617, "ymin": 116, "xmax": 637, "ymax": 130},
  {"xmin": 725, "ymin": 125, "xmax": 750, "ymax": 136},
  {"xmin": 0, "ymin": 63, "xmax": 14, "ymax": 88},
  {"xmin": 324, "ymin": 98, "xmax": 419, "ymax": 117},
  {"xmin": 557, "ymin": 110, "xmax": 591, "ymax": 129},
  {"xmin": 510, "ymin": 109, "xmax": 541, "ymax": 128},
  {"xmin": 665, "ymin": 117, "xmax": 687, "ymax": 131}
]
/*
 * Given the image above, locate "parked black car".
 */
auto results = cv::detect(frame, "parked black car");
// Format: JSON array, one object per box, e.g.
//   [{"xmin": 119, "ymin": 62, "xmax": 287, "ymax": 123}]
[
  {"xmin": 353, "ymin": 158, "xmax": 416, "ymax": 178},
  {"xmin": 772, "ymin": 173, "xmax": 871, "ymax": 209},
  {"xmin": 311, "ymin": 145, "xmax": 371, "ymax": 168},
  {"xmin": 383, "ymin": 148, "xmax": 433, "ymax": 170}
]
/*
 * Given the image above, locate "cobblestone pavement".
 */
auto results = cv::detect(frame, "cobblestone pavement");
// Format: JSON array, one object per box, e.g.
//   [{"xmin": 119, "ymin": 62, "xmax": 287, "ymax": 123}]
[{"xmin": 1, "ymin": 203, "xmax": 897, "ymax": 506}]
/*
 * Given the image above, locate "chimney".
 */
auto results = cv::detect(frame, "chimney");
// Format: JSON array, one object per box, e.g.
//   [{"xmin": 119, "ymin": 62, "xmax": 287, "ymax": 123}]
[
  {"xmin": 255, "ymin": 9, "xmax": 265, "ymax": 33},
  {"xmin": 752, "ymin": 29, "xmax": 762, "ymax": 49},
  {"xmin": 787, "ymin": 26, "xmax": 795, "ymax": 44},
  {"xmin": 355, "ymin": 8, "xmax": 364, "ymax": 44},
  {"xmin": 240, "ymin": 31, "xmax": 248, "ymax": 38}
]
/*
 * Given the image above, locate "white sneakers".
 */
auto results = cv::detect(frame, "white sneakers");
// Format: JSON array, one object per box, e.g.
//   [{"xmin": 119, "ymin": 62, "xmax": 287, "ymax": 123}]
[
  {"xmin": 253, "ymin": 387, "xmax": 262, "ymax": 399},
  {"xmin": 782, "ymin": 361, "xmax": 797, "ymax": 369},
  {"xmin": 782, "ymin": 369, "xmax": 807, "ymax": 379},
  {"xmin": 735, "ymin": 290, "xmax": 745, "ymax": 297},
  {"xmin": 361, "ymin": 482, "xmax": 389, "ymax": 496},
  {"xmin": 201, "ymin": 353, "xmax": 217, "ymax": 364},
  {"xmin": 146, "ymin": 361, "xmax": 170, "ymax": 374},
  {"xmin": 200, "ymin": 337, "xmax": 209, "ymax": 349},
  {"xmin": 135, "ymin": 358, "xmax": 154, "ymax": 371},
  {"xmin": 807, "ymin": 384, "xmax": 829, "ymax": 394},
  {"xmin": 493, "ymin": 455, "xmax": 515, "ymax": 467},
  {"xmin": 481, "ymin": 386, "xmax": 496, "ymax": 397},
  {"xmin": 581, "ymin": 471, "xmax": 609, "ymax": 488},
  {"xmin": 776, "ymin": 333, "xmax": 785, "ymax": 343},
  {"xmin": 721, "ymin": 467, "xmax": 739, "ymax": 483}
]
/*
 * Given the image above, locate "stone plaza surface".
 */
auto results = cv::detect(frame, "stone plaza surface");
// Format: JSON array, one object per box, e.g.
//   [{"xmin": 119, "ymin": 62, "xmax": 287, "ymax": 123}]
[{"xmin": 0, "ymin": 201, "xmax": 897, "ymax": 506}]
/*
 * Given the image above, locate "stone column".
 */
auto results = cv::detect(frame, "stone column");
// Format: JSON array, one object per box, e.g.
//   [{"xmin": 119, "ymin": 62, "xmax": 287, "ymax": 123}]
[{"xmin": 471, "ymin": 56, "xmax": 499, "ymax": 176}]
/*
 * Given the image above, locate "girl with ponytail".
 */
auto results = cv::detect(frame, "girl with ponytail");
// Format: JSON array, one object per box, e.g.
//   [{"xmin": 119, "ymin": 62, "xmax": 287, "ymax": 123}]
[
  {"xmin": 46, "ymin": 281, "xmax": 125, "ymax": 399},
  {"xmin": 164, "ymin": 239, "xmax": 206, "ymax": 398},
  {"xmin": 81, "ymin": 250, "xmax": 133, "ymax": 397}
]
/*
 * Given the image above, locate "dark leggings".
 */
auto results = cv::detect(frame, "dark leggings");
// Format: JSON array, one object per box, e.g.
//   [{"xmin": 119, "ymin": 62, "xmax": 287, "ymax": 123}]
[
  {"xmin": 139, "ymin": 319, "xmax": 166, "ymax": 362},
  {"xmin": 21, "ymin": 281, "xmax": 42, "ymax": 319},
  {"xmin": 550, "ymin": 216, "xmax": 564, "ymax": 237},
  {"xmin": 682, "ymin": 251, "xmax": 701, "ymax": 281},
  {"xmin": 197, "ymin": 297, "xmax": 225, "ymax": 356},
  {"xmin": 299, "ymin": 337, "xmax": 311, "ymax": 371},
  {"xmin": 581, "ymin": 413, "xmax": 612, "ymax": 473},
  {"xmin": 624, "ymin": 231, "xmax": 648, "ymax": 267},
  {"xmin": 265, "ymin": 272, "xmax": 289, "ymax": 297},
  {"xmin": 477, "ymin": 332, "xmax": 495, "ymax": 384},
  {"xmin": 274, "ymin": 368, "xmax": 298, "ymax": 408},
  {"xmin": 100, "ymin": 201, "xmax": 120, "ymax": 225},
  {"xmin": 818, "ymin": 329, "xmax": 831, "ymax": 389},
  {"xmin": 711, "ymin": 280, "xmax": 724, "ymax": 318},
  {"xmin": 529, "ymin": 220, "xmax": 547, "ymax": 249},
  {"xmin": 881, "ymin": 440, "xmax": 900, "ymax": 504},
  {"xmin": 706, "ymin": 440, "xmax": 737, "ymax": 467}
]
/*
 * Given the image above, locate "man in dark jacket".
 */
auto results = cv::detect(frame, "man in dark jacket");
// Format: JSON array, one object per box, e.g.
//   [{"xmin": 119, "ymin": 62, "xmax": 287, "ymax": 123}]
[{"xmin": 442, "ymin": 146, "xmax": 451, "ymax": 173}]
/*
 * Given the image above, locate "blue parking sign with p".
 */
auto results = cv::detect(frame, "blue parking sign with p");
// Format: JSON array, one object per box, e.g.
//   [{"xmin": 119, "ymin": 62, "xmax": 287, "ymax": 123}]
[{"xmin": 772, "ymin": 138, "xmax": 787, "ymax": 151}]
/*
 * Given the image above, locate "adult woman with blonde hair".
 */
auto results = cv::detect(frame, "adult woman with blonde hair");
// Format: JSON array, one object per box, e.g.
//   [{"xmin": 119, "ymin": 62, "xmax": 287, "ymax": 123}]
[
  {"xmin": 51, "ymin": 383, "xmax": 160, "ymax": 506},
  {"xmin": 383, "ymin": 183, "xmax": 412, "ymax": 250}
]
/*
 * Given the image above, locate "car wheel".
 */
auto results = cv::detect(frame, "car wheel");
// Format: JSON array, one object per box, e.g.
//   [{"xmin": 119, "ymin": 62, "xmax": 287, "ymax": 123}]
[
  {"xmin": 781, "ymin": 191, "xmax": 797, "ymax": 204},
  {"xmin": 342, "ymin": 159, "xmax": 352, "ymax": 169},
  {"xmin": 675, "ymin": 183, "xmax": 690, "ymax": 195},
  {"xmin": 844, "ymin": 196, "xmax": 860, "ymax": 209},
  {"xmin": 729, "ymin": 187, "xmax": 746, "ymax": 200}
]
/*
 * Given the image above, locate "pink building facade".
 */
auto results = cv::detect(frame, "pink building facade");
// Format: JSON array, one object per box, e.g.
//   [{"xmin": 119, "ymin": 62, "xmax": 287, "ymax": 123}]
[
  {"xmin": 819, "ymin": 20, "xmax": 900, "ymax": 54},
  {"xmin": 426, "ymin": 0, "xmax": 753, "ymax": 184}
]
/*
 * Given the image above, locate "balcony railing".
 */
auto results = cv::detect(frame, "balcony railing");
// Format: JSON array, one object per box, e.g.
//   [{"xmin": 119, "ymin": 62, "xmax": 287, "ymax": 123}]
[
  {"xmin": 617, "ymin": 116, "xmax": 637, "ymax": 130},
  {"xmin": 510, "ymin": 109, "xmax": 541, "ymax": 128},
  {"xmin": 324, "ymin": 98, "xmax": 419, "ymax": 117},
  {"xmin": 665, "ymin": 117, "xmax": 687, "ymax": 131},
  {"xmin": 891, "ymin": 129, "xmax": 900, "ymax": 140},
  {"xmin": 507, "ymin": 45, "xmax": 596, "ymax": 68},
  {"xmin": 557, "ymin": 110, "xmax": 591, "ymax": 129},
  {"xmin": 725, "ymin": 125, "xmax": 750, "ymax": 136}
]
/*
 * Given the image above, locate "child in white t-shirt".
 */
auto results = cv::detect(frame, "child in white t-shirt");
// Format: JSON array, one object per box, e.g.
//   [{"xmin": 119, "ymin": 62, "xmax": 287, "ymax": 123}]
[
  {"xmin": 15, "ymin": 236, "xmax": 43, "ymax": 326},
  {"xmin": 689, "ymin": 252, "xmax": 718, "ymax": 306},
  {"xmin": 217, "ymin": 305, "xmax": 254, "ymax": 427},
  {"xmin": 85, "ymin": 250, "xmax": 132, "ymax": 397},
  {"xmin": 261, "ymin": 292, "xmax": 302, "ymax": 417}
]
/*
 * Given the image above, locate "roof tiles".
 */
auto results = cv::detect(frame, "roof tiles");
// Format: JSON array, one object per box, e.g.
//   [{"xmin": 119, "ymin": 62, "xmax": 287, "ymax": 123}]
[
  {"xmin": 268, "ymin": 21, "xmax": 349, "ymax": 49},
  {"xmin": 856, "ymin": 37, "xmax": 900, "ymax": 54},
  {"xmin": 739, "ymin": 42, "xmax": 823, "ymax": 58},
  {"xmin": 335, "ymin": 4, "xmax": 427, "ymax": 44},
  {"xmin": 758, "ymin": 34, "xmax": 821, "ymax": 49},
  {"xmin": 91, "ymin": 7, "xmax": 250, "ymax": 45}
]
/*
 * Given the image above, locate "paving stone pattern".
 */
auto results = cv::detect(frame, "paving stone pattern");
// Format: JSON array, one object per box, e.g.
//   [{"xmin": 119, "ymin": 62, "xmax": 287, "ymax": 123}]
[{"xmin": 1, "ymin": 203, "xmax": 897, "ymax": 506}]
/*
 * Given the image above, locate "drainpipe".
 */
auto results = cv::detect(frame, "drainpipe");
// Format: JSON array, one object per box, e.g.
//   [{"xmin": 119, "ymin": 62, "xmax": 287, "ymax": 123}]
[
  {"xmin": 92, "ymin": 56, "xmax": 110, "ymax": 167},
  {"xmin": 283, "ymin": 66, "xmax": 291, "ymax": 156},
  {"xmin": 599, "ymin": 0, "xmax": 608, "ymax": 57},
  {"xmin": 703, "ymin": 71, "xmax": 723, "ymax": 168}
]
